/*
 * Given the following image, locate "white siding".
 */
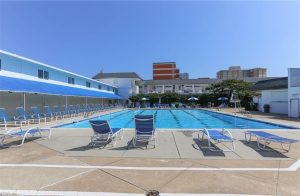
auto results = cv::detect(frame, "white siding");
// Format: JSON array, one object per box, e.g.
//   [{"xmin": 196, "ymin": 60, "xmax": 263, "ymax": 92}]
[
  {"xmin": 97, "ymin": 78, "xmax": 140, "ymax": 99},
  {"xmin": 288, "ymin": 68, "xmax": 300, "ymax": 118},
  {"xmin": 261, "ymin": 89, "xmax": 288, "ymax": 114}
]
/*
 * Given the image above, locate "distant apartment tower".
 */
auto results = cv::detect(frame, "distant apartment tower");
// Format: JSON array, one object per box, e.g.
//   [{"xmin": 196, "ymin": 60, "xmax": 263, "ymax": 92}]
[
  {"xmin": 217, "ymin": 66, "xmax": 267, "ymax": 80},
  {"xmin": 153, "ymin": 62, "xmax": 180, "ymax": 80},
  {"xmin": 179, "ymin": 73, "xmax": 189, "ymax": 79}
]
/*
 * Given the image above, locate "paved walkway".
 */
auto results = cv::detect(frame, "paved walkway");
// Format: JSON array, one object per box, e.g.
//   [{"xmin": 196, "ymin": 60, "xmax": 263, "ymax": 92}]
[{"xmin": 0, "ymin": 108, "xmax": 299, "ymax": 195}]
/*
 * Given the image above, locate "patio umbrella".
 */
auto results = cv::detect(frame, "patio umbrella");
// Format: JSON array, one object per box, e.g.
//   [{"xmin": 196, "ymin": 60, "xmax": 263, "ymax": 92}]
[
  {"xmin": 141, "ymin": 97, "xmax": 149, "ymax": 108},
  {"xmin": 217, "ymin": 97, "xmax": 228, "ymax": 107},
  {"xmin": 217, "ymin": 97, "xmax": 228, "ymax": 101},
  {"xmin": 188, "ymin": 97, "xmax": 199, "ymax": 101}
]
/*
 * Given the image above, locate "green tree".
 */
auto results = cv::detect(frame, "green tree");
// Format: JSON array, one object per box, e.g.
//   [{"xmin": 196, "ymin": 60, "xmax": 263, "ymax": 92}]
[{"xmin": 206, "ymin": 80, "xmax": 257, "ymax": 110}]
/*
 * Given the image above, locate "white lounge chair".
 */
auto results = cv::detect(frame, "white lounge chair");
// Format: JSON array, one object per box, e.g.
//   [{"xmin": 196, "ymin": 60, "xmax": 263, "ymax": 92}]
[
  {"xmin": 245, "ymin": 131, "xmax": 299, "ymax": 152},
  {"xmin": 198, "ymin": 128, "xmax": 235, "ymax": 152},
  {"xmin": 0, "ymin": 126, "xmax": 51, "ymax": 147}
]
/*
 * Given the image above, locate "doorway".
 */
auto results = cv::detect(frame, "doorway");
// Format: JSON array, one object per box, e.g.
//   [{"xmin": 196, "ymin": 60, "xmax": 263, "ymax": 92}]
[{"xmin": 290, "ymin": 98, "xmax": 300, "ymax": 118}]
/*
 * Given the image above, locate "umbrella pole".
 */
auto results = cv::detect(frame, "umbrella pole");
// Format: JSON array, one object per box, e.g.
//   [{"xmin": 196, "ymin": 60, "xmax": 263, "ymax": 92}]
[{"xmin": 23, "ymin": 93, "xmax": 26, "ymax": 110}]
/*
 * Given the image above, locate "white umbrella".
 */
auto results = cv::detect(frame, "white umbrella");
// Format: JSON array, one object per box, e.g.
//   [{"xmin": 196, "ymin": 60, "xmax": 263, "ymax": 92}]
[
  {"xmin": 141, "ymin": 97, "xmax": 149, "ymax": 101},
  {"xmin": 217, "ymin": 97, "xmax": 228, "ymax": 101},
  {"xmin": 188, "ymin": 97, "xmax": 198, "ymax": 101}
]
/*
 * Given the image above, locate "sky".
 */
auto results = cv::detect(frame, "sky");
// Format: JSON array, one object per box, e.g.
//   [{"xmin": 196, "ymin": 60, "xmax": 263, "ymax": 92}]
[{"xmin": 0, "ymin": 1, "xmax": 299, "ymax": 80}]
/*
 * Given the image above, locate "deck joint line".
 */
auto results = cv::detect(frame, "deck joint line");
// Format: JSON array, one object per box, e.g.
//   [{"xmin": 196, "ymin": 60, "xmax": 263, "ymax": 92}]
[
  {"xmin": 0, "ymin": 159, "xmax": 299, "ymax": 172},
  {"xmin": 171, "ymin": 131, "xmax": 182, "ymax": 158}
]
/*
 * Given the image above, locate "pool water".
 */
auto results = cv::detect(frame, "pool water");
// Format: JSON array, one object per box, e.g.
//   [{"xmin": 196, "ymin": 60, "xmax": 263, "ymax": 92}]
[{"xmin": 58, "ymin": 109, "xmax": 295, "ymax": 129}]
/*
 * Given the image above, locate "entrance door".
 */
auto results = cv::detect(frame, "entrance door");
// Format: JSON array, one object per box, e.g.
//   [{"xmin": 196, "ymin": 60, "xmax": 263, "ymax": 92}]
[{"xmin": 290, "ymin": 99, "xmax": 300, "ymax": 118}]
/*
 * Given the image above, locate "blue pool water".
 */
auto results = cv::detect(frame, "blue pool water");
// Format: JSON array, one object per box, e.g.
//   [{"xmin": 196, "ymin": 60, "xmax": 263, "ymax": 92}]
[{"xmin": 57, "ymin": 109, "xmax": 296, "ymax": 129}]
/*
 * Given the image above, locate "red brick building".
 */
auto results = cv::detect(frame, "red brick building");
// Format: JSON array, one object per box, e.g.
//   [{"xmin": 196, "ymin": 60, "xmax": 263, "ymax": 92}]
[{"xmin": 153, "ymin": 62, "xmax": 180, "ymax": 80}]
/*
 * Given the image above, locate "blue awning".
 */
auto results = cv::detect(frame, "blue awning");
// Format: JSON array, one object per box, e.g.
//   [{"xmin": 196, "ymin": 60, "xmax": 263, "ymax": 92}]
[{"xmin": 0, "ymin": 75, "xmax": 122, "ymax": 99}]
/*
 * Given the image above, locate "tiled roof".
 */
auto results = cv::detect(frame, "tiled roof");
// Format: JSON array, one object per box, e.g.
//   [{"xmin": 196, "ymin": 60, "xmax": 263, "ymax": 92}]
[{"xmin": 252, "ymin": 77, "xmax": 288, "ymax": 90}]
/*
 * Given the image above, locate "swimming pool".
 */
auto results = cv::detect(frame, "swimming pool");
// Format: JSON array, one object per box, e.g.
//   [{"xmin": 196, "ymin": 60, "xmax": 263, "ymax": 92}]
[{"xmin": 57, "ymin": 109, "xmax": 296, "ymax": 129}]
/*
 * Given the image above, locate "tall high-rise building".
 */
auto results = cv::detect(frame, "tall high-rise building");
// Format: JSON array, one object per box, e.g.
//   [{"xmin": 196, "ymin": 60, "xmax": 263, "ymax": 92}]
[
  {"xmin": 179, "ymin": 73, "xmax": 189, "ymax": 79},
  {"xmin": 153, "ymin": 62, "xmax": 180, "ymax": 80},
  {"xmin": 217, "ymin": 66, "xmax": 267, "ymax": 80}
]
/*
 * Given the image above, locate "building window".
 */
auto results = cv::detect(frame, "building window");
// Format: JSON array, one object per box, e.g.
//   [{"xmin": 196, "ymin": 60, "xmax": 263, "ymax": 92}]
[
  {"xmin": 290, "ymin": 69, "xmax": 300, "ymax": 87},
  {"xmin": 68, "ymin": 77, "xmax": 75, "ymax": 84},
  {"xmin": 107, "ymin": 86, "xmax": 110, "ymax": 91},
  {"xmin": 86, "ymin": 82, "xmax": 91, "ymax": 88},
  {"xmin": 38, "ymin": 69, "xmax": 49, "ymax": 79},
  {"xmin": 98, "ymin": 85, "xmax": 102, "ymax": 90},
  {"xmin": 44, "ymin": 71, "xmax": 49, "ymax": 80},
  {"xmin": 38, "ymin": 69, "xmax": 44, "ymax": 79}
]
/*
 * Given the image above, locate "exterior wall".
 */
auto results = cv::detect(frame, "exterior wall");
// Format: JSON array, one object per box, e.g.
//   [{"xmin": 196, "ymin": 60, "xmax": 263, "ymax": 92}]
[
  {"xmin": 0, "ymin": 50, "xmax": 117, "ymax": 94},
  {"xmin": 153, "ymin": 75, "xmax": 176, "ymax": 80},
  {"xmin": 0, "ymin": 92, "xmax": 110, "ymax": 116},
  {"xmin": 140, "ymin": 83, "xmax": 210, "ymax": 94},
  {"xmin": 259, "ymin": 89, "xmax": 288, "ymax": 114},
  {"xmin": 217, "ymin": 66, "xmax": 267, "ymax": 80},
  {"xmin": 288, "ymin": 68, "xmax": 300, "ymax": 118},
  {"xmin": 96, "ymin": 78, "xmax": 140, "ymax": 99},
  {"xmin": 179, "ymin": 73, "xmax": 189, "ymax": 79},
  {"xmin": 153, "ymin": 62, "xmax": 179, "ymax": 80}
]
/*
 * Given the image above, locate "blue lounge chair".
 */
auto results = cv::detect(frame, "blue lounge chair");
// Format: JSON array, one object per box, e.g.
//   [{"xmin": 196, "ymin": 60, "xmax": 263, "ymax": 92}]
[
  {"xmin": 89, "ymin": 120, "xmax": 122, "ymax": 147},
  {"xmin": 31, "ymin": 106, "xmax": 48, "ymax": 122},
  {"xmin": 68, "ymin": 105, "xmax": 77, "ymax": 116},
  {"xmin": 16, "ymin": 107, "xmax": 39, "ymax": 124},
  {"xmin": 133, "ymin": 115, "xmax": 156, "ymax": 149},
  {"xmin": 0, "ymin": 108, "xmax": 27, "ymax": 129},
  {"xmin": 44, "ymin": 106, "xmax": 60, "ymax": 120},
  {"xmin": 75, "ymin": 104, "xmax": 84, "ymax": 115},
  {"xmin": 245, "ymin": 131, "xmax": 299, "ymax": 152},
  {"xmin": 53, "ymin": 105, "xmax": 67, "ymax": 118},
  {"xmin": 198, "ymin": 128, "xmax": 235, "ymax": 152},
  {"xmin": 0, "ymin": 126, "xmax": 51, "ymax": 147},
  {"xmin": 62, "ymin": 105, "xmax": 73, "ymax": 117}
]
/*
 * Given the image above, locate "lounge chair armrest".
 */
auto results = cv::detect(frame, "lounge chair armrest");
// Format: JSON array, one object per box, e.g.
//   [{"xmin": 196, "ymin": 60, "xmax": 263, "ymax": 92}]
[
  {"xmin": 14, "ymin": 116, "xmax": 24, "ymax": 120},
  {"xmin": 203, "ymin": 128, "xmax": 210, "ymax": 138},
  {"xmin": 31, "ymin": 114, "xmax": 39, "ymax": 118},
  {"xmin": 222, "ymin": 128, "xmax": 234, "ymax": 140},
  {"xmin": 5, "ymin": 126, "xmax": 23, "ymax": 135}
]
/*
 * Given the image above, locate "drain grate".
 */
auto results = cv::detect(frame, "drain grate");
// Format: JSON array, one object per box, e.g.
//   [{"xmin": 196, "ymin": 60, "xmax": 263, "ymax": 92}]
[{"xmin": 145, "ymin": 190, "xmax": 160, "ymax": 196}]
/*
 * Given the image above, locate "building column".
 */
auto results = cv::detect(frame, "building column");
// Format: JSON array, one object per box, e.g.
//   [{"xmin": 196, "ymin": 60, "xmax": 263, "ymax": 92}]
[
  {"xmin": 162, "ymin": 85, "xmax": 165, "ymax": 93},
  {"xmin": 23, "ymin": 93, "xmax": 26, "ymax": 110}
]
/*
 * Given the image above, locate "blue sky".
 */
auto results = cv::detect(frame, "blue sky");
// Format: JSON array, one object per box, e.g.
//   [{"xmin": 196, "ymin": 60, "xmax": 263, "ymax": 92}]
[{"xmin": 0, "ymin": 1, "xmax": 299, "ymax": 79}]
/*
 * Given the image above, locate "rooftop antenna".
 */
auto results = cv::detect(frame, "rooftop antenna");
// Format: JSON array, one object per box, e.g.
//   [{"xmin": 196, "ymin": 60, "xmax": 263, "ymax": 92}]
[{"xmin": 100, "ymin": 67, "xmax": 103, "ymax": 73}]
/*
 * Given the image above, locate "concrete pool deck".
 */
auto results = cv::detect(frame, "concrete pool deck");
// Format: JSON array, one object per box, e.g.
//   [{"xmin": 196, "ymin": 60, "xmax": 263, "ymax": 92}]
[{"xmin": 0, "ymin": 108, "xmax": 300, "ymax": 195}]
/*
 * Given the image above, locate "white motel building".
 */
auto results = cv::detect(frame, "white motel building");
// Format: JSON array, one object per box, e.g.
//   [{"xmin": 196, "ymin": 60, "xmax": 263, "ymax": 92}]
[{"xmin": 0, "ymin": 50, "xmax": 122, "ymax": 116}]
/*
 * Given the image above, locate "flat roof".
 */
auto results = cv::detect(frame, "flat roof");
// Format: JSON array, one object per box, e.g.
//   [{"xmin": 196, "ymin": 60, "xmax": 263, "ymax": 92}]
[
  {"xmin": 0, "ymin": 50, "xmax": 117, "ymax": 88},
  {"xmin": 93, "ymin": 72, "xmax": 142, "ymax": 80}
]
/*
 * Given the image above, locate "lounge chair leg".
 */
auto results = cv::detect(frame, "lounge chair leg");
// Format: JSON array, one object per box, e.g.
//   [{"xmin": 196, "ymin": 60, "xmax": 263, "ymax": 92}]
[
  {"xmin": 281, "ymin": 143, "xmax": 291, "ymax": 153},
  {"xmin": 133, "ymin": 138, "xmax": 136, "ymax": 147},
  {"xmin": 231, "ymin": 141, "xmax": 235, "ymax": 151},
  {"xmin": 207, "ymin": 138, "xmax": 211, "ymax": 149}
]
